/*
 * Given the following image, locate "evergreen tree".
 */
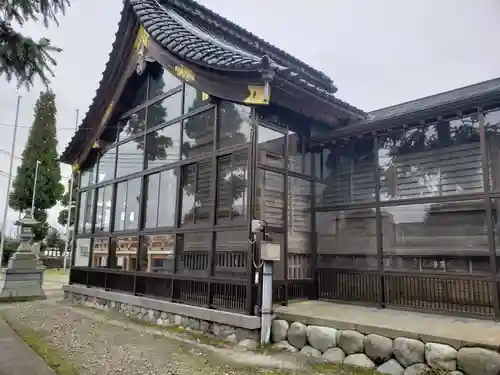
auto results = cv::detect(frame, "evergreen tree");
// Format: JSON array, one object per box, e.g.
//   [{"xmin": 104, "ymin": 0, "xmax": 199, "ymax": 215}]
[
  {"xmin": 57, "ymin": 173, "xmax": 77, "ymax": 226},
  {"xmin": 0, "ymin": 0, "xmax": 69, "ymax": 87},
  {"xmin": 9, "ymin": 90, "xmax": 64, "ymax": 240}
]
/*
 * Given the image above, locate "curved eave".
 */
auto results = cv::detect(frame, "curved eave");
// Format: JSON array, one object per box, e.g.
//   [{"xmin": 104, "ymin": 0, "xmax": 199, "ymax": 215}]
[
  {"xmin": 156, "ymin": 0, "xmax": 336, "ymax": 92},
  {"xmin": 60, "ymin": 2, "xmax": 138, "ymax": 165}
]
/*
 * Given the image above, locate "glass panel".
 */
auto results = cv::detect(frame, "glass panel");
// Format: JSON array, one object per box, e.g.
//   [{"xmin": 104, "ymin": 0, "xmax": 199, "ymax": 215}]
[
  {"xmin": 145, "ymin": 169, "xmax": 177, "ymax": 228},
  {"xmin": 486, "ymin": 110, "xmax": 500, "ymax": 192},
  {"xmin": 256, "ymin": 169, "xmax": 285, "ymax": 227},
  {"xmin": 91, "ymin": 238, "xmax": 108, "ymax": 268},
  {"xmin": 94, "ymin": 185, "xmax": 112, "ymax": 232},
  {"xmin": 114, "ymin": 236, "xmax": 138, "ymax": 271},
  {"xmin": 288, "ymin": 130, "xmax": 305, "ymax": 173},
  {"xmin": 217, "ymin": 102, "xmax": 251, "ymax": 149},
  {"xmin": 316, "ymin": 137, "xmax": 375, "ymax": 207},
  {"xmin": 288, "ymin": 177, "xmax": 312, "ymax": 254},
  {"xmin": 184, "ymin": 85, "xmax": 210, "ymax": 114},
  {"xmin": 316, "ymin": 209, "xmax": 378, "ymax": 270},
  {"xmin": 80, "ymin": 169, "xmax": 92, "ymax": 188},
  {"xmin": 116, "ymin": 137, "xmax": 145, "ymax": 178},
  {"xmin": 77, "ymin": 190, "xmax": 94, "ymax": 234},
  {"xmin": 182, "ymin": 109, "xmax": 215, "ymax": 159},
  {"xmin": 97, "ymin": 147, "xmax": 116, "ymax": 183},
  {"xmin": 217, "ymin": 151, "xmax": 248, "ymax": 224},
  {"xmin": 180, "ymin": 164, "xmax": 196, "ymax": 226},
  {"xmin": 74, "ymin": 238, "xmax": 91, "ymax": 267},
  {"xmin": 148, "ymin": 64, "xmax": 181, "ymax": 99},
  {"xmin": 77, "ymin": 191, "xmax": 87, "ymax": 234},
  {"xmin": 146, "ymin": 92, "xmax": 182, "ymax": 130},
  {"xmin": 180, "ymin": 160, "xmax": 212, "ymax": 226},
  {"xmin": 215, "ymin": 231, "xmax": 248, "ymax": 279},
  {"xmin": 118, "ymin": 108, "xmax": 147, "ymax": 141},
  {"xmin": 382, "ymin": 201, "xmax": 489, "ymax": 274},
  {"xmin": 145, "ymin": 122, "xmax": 181, "ymax": 169},
  {"xmin": 177, "ymin": 232, "xmax": 211, "ymax": 275},
  {"xmin": 258, "ymin": 125, "xmax": 285, "ymax": 168},
  {"xmin": 379, "ymin": 117, "xmax": 482, "ymax": 201},
  {"xmin": 129, "ymin": 74, "xmax": 148, "ymax": 109},
  {"xmin": 145, "ymin": 234, "xmax": 175, "ymax": 273},
  {"xmin": 114, "ymin": 178, "xmax": 141, "ymax": 231}
]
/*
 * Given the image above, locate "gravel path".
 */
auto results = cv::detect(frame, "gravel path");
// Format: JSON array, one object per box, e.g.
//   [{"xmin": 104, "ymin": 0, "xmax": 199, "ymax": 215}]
[{"xmin": 0, "ymin": 274, "xmax": 373, "ymax": 375}]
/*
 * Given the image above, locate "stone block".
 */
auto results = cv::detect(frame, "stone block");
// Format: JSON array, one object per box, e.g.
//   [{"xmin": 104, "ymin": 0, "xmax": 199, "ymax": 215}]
[
  {"xmin": 403, "ymin": 363, "xmax": 429, "ymax": 375},
  {"xmin": 321, "ymin": 347, "xmax": 345, "ymax": 364},
  {"xmin": 377, "ymin": 359, "xmax": 404, "ymax": 375},
  {"xmin": 306, "ymin": 325, "xmax": 337, "ymax": 353},
  {"xmin": 300, "ymin": 345, "xmax": 321, "ymax": 357},
  {"xmin": 425, "ymin": 342, "xmax": 457, "ymax": 371},
  {"xmin": 393, "ymin": 337, "xmax": 425, "ymax": 367},
  {"xmin": 271, "ymin": 319, "xmax": 289, "ymax": 343},
  {"xmin": 287, "ymin": 322, "xmax": 307, "ymax": 349},
  {"xmin": 338, "ymin": 330, "xmax": 365, "ymax": 355},
  {"xmin": 457, "ymin": 347, "xmax": 500, "ymax": 375},
  {"xmin": 365, "ymin": 333, "xmax": 393, "ymax": 364},
  {"xmin": 237, "ymin": 339, "xmax": 258, "ymax": 351},
  {"xmin": 343, "ymin": 353, "xmax": 375, "ymax": 368}
]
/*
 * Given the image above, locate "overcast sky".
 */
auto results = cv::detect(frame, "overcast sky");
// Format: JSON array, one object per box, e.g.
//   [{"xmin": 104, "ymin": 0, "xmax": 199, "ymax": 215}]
[{"xmin": 0, "ymin": 0, "xmax": 499, "ymax": 234}]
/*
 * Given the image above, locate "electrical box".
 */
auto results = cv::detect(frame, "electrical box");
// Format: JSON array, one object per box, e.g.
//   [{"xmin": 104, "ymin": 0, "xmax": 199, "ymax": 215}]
[{"xmin": 260, "ymin": 242, "xmax": 281, "ymax": 262}]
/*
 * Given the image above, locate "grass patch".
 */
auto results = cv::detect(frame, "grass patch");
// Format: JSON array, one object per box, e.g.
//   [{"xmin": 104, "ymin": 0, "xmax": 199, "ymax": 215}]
[
  {"xmin": 0, "ymin": 313, "xmax": 79, "ymax": 375},
  {"xmin": 310, "ymin": 363, "xmax": 380, "ymax": 374},
  {"xmin": 44, "ymin": 268, "xmax": 68, "ymax": 276}
]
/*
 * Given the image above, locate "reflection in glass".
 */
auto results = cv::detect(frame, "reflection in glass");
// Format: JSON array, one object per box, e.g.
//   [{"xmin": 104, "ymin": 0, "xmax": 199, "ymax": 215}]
[
  {"xmin": 91, "ymin": 238, "xmax": 108, "ymax": 268},
  {"xmin": 118, "ymin": 108, "xmax": 147, "ymax": 141},
  {"xmin": 257, "ymin": 125, "xmax": 285, "ymax": 168},
  {"xmin": 74, "ymin": 238, "xmax": 91, "ymax": 267},
  {"xmin": 77, "ymin": 191, "xmax": 87, "ymax": 234},
  {"xmin": 114, "ymin": 236, "xmax": 138, "ymax": 271},
  {"xmin": 116, "ymin": 137, "xmax": 145, "ymax": 178},
  {"xmin": 316, "ymin": 209, "xmax": 378, "ymax": 270},
  {"xmin": 215, "ymin": 231, "xmax": 248, "ymax": 279},
  {"xmin": 145, "ymin": 234, "xmax": 175, "ymax": 273},
  {"xmin": 217, "ymin": 102, "xmax": 251, "ymax": 149},
  {"xmin": 217, "ymin": 151, "xmax": 248, "ymax": 223},
  {"xmin": 288, "ymin": 177, "xmax": 312, "ymax": 252},
  {"xmin": 378, "ymin": 118, "xmax": 482, "ymax": 201},
  {"xmin": 177, "ymin": 232, "xmax": 211, "ymax": 275},
  {"xmin": 128, "ymin": 74, "xmax": 148, "ymax": 109},
  {"xmin": 184, "ymin": 85, "xmax": 210, "ymax": 114},
  {"xmin": 146, "ymin": 92, "xmax": 182, "ymax": 130},
  {"xmin": 148, "ymin": 64, "xmax": 181, "ymax": 99},
  {"xmin": 381, "ymin": 201, "xmax": 489, "ymax": 274},
  {"xmin": 288, "ymin": 130, "xmax": 305, "ymax": 173},
  {"xmin": 145, "ymin": 170, "xmax": 177, "ymax": 228},
  {"xmin": 145, "ymin": 122, "xmax": 181, "ymax": 169},
  {"xmin": 316, "ymin": 137, "xmax": 375, "ymax": 207},
  {"xmin": 182, "ymin": 109, "xmax": 215, "ymax": 159},
  {"xmin": 97, "ymin": 147, "xmax": 116, "ymax": 183},
  {"xmin": 114, "ymin": 178, "xmax": 141, "ymax": 231},
  {"xmin": 256, "ymin": 169, "xmax": 285, "ymax": 227},
  {"xmin": 95, "ymin": 185, "xmax": 112, "ymax": 232},
  {"xmin": 180, "ymin": 160, "xmax": 212, "ymax": 226},
  {"xmin": 80, "ymin": 167, "xmax": 95, "ymax": 188},
  {"xmin": 486, "ymin": 110, "xmax": 500, "ymax": 192}
]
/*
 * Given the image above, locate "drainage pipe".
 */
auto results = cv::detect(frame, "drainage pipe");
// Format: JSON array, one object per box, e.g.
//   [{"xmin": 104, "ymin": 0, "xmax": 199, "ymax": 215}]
[{"xmin": 260, "ymin": 261, "xmax": 273, "ymax": 346}]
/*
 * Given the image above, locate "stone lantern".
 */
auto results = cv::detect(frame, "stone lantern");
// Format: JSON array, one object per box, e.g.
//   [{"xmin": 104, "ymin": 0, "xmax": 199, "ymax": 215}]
[{"xmin": 0, "ymin": 209, "xmax": 46, "ymax": 301}]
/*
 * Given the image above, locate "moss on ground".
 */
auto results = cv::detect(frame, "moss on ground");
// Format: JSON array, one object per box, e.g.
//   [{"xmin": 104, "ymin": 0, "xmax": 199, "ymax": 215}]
[{"xmin": 0, "ymin": 313, "xmax": 80, "ymax": 375}]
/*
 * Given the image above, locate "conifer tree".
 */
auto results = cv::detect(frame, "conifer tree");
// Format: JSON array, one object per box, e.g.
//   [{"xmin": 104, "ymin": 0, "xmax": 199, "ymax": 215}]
[
  {"xmin": 0, "ymin": 0, "xmax": 69, "ymax": 87},
  {"xmin": 9, "ymin": 90, "xmax": 64, "ymax": 240}
]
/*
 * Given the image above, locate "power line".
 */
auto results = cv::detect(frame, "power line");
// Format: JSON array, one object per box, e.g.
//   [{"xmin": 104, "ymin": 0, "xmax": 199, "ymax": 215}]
[{"xmin": 0, "ymin": 122, "xmax": 92, "ymax": 131}]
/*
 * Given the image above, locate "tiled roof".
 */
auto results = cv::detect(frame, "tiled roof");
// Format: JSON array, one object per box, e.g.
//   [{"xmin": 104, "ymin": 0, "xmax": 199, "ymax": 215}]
[
  {"xmin": 368, "ymin": 77, "xmax": 500, "ymax": 122},
  {"xmin": 311, "ymin": 76, "xmax": 500, "ymax": 144},
  {"xmin": 61, "ymin": 0, "xmax": 365, "ymax": 163}
]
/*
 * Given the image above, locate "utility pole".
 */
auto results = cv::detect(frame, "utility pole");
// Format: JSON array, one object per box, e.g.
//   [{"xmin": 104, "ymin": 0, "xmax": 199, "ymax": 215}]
[
  {"xmin": 0, "ymin": 95, "xmax": 21, "ymax": 267},
  {"xmin": 63, "ymin": 109, "xmax": 79, "ymax": 271}
]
